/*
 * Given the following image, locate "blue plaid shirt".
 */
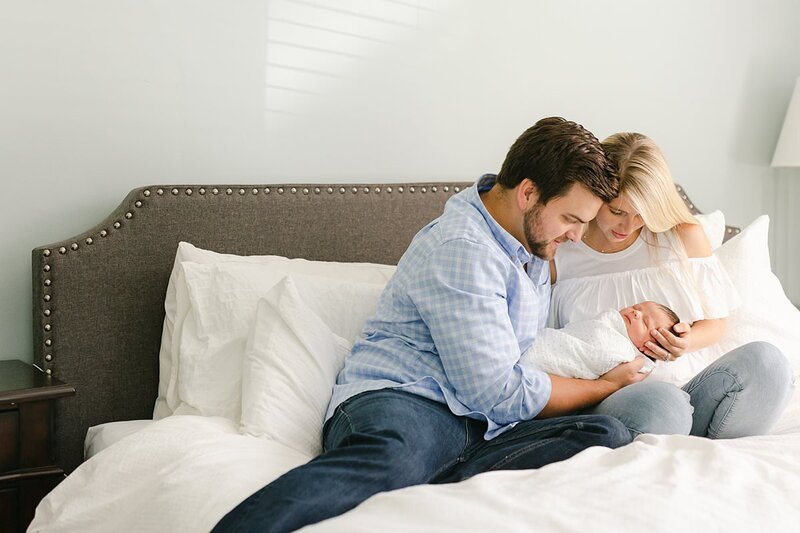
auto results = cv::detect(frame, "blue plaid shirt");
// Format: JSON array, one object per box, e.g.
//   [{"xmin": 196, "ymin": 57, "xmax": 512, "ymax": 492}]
[{"xmin": 326, "ymin": 175, "xmax": 552, "ymax": 439}]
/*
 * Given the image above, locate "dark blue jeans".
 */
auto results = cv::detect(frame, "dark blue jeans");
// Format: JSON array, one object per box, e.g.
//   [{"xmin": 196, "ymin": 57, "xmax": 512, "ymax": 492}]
[{"xmin": 213, "ymin": 389, "xmax": 630, "ymax": 533}]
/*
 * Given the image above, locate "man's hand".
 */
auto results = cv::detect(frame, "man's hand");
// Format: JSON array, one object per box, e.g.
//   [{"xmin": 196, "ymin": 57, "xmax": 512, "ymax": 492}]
[{"xmin": 599, "ymin": 356, "xmax": 650, "ymax": 391}]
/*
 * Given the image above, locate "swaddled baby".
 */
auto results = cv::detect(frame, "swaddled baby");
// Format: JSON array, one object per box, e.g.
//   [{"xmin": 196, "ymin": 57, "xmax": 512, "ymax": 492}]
[{"xmin": 522, "ymin": 301, "xmax": 679, "ymax": 379}]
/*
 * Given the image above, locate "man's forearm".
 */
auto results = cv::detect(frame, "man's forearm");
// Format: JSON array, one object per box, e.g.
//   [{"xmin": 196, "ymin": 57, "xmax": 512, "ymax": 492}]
[{"xmin": 536, "ymin": 374, "xmax": 619, "ymax": 418}]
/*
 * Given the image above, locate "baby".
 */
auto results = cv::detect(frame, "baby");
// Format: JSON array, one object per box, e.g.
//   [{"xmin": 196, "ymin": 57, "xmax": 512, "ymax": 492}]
[{"xmin": 522, "ymin": 301, "xmax": 680, "ymax": 380}]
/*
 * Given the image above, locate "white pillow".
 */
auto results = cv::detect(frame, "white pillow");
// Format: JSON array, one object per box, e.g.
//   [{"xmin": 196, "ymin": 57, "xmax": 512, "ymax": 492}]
[
  {"xmin": 154, "ymin": 242, "xmax": 396, "ymax": 420},
  {"xmin": 695, "ymin": 210, "xmax": 726, "ymax": 250},
  {"xmin": 240, "ymin": 275, "xmax": 386, "ymax": 456},
  {"xmin": 693, "ymin": 215, "xmax": 800, "ymax": 376}
]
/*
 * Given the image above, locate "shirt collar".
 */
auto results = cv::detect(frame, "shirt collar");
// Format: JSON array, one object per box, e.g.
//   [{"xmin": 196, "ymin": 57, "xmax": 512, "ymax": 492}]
[{"xmin": 468, "ymin": 174, "xmax": 533, "ymax": 267}]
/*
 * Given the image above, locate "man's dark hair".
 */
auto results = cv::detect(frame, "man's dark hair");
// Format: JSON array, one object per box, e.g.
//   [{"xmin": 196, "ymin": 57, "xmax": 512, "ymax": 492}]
[{"xmin": 496, "ymin": 117, "xmax": 619, "ymax": 205}]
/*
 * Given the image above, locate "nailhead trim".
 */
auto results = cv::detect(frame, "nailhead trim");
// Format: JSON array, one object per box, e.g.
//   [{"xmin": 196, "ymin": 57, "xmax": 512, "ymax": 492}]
[{"xmin": 36, "ymin": 183, "xmax": 463, "ymax": 373}]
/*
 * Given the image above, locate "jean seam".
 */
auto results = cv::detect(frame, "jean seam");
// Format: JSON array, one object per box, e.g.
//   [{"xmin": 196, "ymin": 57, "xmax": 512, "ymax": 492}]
[
  {"xmin": 338, "ymin": 405, "xmax": 357, "ymax": 438},
  {"xmin": 684, "ymin": 368, "xmax": 743, "ymax": 438},
  {"xmin": 684, "ymin": 368, "xmax": 743, "ymax": 395},
  {"xmin": 484, "ymin": 439, "xmax": 553, "ymax": 472},
  {"xmin": 707, "ymin": 390, "xmax": 739, "ymax": 439},
  {"xmin": 482, "ymin": 421, "xmax": 586, "ymax": 472},
  {"xmin": 429, "ymin": 418, "xmax": 473, "ymax": 481}
]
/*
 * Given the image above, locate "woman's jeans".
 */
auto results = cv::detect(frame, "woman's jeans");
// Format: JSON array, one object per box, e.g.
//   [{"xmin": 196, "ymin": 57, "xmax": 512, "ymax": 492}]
[
  {"xmin": 590, "ymin": 341, "xmax": 795, "ymax": 439},
  {"xmin": 213, "ymin": 389, "xmax": 631, "ymax": 533}
]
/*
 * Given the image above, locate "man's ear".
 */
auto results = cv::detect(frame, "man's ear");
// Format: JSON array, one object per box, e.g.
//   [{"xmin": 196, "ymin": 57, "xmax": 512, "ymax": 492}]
[{"xmin": 516, "ymin": 179, "xmax": 540, "ymax": 211}]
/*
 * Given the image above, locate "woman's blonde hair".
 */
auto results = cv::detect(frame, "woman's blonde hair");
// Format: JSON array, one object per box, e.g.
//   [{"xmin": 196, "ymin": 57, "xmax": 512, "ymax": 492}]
[
  {"xmin": 603, "ymin": 133, "xmax": 712, "ymax": 317},
  {"xmin": 601, "ymin": 132, "xmax": 697, "ymax": 235}
]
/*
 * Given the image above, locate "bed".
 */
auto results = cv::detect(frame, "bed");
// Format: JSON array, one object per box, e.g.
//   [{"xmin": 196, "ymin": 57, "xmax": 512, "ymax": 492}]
[{"xmin": 27, "ymin": 182, "xmax": 800, "ymax": 532}]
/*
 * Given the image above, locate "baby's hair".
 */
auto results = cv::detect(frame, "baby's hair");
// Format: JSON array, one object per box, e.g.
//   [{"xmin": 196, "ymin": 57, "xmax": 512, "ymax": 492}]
[{"xmin": 654, "ymin": 303, "xmax": 680, "ymax": 328}]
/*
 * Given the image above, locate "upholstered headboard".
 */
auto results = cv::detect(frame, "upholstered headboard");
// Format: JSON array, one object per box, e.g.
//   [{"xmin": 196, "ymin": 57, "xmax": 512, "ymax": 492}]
[{"xmin": 31, "ymin": 182, "xmax": 738, "ymax": 473}]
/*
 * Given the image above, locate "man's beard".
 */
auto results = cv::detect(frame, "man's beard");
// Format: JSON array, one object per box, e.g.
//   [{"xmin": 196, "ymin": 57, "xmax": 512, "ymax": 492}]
[{"xmin": 523, "ymin": 202, "xmax": 552, "ymax": 260}]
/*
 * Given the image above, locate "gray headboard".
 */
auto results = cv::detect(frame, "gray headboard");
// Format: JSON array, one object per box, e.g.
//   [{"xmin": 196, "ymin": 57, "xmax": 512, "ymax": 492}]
[{"xmin": 31, "ymin": 182, "xmax": 738, "ymax": 473}]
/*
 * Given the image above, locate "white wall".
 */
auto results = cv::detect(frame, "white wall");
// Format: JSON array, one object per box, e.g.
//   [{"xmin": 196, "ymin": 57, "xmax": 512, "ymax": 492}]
[{"xmin": 2, "ymin": 0, "xmax": 799, "ymax": 363}]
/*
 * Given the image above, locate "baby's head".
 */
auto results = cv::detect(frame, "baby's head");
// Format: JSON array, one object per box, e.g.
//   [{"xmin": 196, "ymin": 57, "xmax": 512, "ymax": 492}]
[{"xmin": 619, "ymin": 301, "xmax": 680, "ymax": 353}]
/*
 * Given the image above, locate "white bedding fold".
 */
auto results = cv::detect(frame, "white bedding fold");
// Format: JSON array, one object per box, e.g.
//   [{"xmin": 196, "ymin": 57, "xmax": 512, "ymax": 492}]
[{"xmin": 31, "ymin": 390, "xmax": 800, "ymax": 533}]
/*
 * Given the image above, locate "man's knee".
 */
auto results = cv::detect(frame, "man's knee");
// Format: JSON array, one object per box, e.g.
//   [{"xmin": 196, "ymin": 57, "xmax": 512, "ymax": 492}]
[{"xmin": 582, "ymin": 415, "xmax": 632, "ymax": 448}]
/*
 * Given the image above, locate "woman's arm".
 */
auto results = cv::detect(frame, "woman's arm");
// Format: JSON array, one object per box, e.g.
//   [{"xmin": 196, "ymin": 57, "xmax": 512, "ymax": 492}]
[
  {"xmin": 644, "ymin": 317, "xmax": 726, "ymax": 360},
  {"xmin": 646, "ymin": 222, "xmax": 724, "ymax": 360}
]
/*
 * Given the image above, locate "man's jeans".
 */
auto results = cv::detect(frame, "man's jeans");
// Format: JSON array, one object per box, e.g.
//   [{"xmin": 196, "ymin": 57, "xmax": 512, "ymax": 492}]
[{"xmin": 213, "ymin": 389, "xmax": 630, "ymax": 533}]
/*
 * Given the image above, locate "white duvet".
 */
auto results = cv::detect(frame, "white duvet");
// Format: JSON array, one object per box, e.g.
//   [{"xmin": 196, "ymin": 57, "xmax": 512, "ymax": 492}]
[{"xmin": 30, "ymin": 387, "xmax": 800, "ymax": 533}]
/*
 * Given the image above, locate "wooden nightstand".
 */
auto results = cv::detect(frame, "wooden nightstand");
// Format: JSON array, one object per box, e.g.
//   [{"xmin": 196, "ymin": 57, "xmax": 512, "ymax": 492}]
[{"xmin": 0, "ymin": 360, "xmax": 75, "ymax": 532}]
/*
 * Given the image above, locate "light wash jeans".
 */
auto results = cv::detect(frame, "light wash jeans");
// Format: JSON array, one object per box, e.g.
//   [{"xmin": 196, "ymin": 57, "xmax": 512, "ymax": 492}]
[{"xmin": 590, "ymin": 341, "xmax": 795, "ymax": 439}]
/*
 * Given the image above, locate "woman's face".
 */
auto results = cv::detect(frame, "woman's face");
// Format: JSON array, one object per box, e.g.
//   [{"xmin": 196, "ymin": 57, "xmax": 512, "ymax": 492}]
[{"xmin": 593, "ymin": 194, "xmax": 644, "ymax": 244}]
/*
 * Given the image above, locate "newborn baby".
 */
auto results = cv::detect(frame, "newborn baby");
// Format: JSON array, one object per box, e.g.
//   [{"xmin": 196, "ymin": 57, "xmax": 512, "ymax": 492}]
[{"xmin": 522, "ymin": 301, "xmax": 679, "ymax": 380}]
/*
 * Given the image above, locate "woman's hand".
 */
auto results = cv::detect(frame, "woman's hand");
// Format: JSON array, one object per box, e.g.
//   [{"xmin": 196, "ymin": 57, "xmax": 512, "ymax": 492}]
[{"xmin": 643, "ymin": 322, "xmax": 691, "ymax": 361}]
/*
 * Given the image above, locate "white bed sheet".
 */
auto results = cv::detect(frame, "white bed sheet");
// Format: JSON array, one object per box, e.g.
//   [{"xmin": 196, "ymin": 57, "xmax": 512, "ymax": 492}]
[
  {"xmin": 31, "ymin": 388, "xmax": 800, "ymax": 533},
  {"xmin": 84, "ymin": 419, "xmax": 155, "ymax": 460}
]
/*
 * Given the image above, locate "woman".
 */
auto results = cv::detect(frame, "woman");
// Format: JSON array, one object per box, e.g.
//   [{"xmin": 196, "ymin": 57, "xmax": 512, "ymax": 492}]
[{"xmin": 550, "ymin": 132, "xmax": 793, "ymax": 438}]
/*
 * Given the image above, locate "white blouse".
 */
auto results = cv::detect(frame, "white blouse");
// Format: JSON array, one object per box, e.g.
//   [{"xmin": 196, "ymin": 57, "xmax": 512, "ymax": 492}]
[
  {"xmin": 550, "ymin": 228, "xmax": 740, "ymax": 326},
  {"xmin": 548, "ymin": 230, "xmax": 741, "ymax": 385}
]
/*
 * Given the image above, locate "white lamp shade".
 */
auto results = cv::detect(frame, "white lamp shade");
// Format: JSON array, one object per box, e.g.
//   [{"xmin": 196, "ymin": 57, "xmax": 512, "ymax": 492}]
[{"xmin": 772, "ymin": 77, "xmax": 800, "ymax": 167}]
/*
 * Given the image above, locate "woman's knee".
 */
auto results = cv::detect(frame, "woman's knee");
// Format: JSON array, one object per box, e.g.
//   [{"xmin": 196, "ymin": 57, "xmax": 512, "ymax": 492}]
[
  {"xmin": 594, "ymin": 381, "xmax": 693, "ymax": 436},
  {"xmin": 724, "ymin": 341, "xmax": 794, "ymax": 396}
]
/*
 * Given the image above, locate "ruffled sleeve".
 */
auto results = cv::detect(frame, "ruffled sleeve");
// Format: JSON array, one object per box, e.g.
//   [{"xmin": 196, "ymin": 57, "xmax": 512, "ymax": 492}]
[{"xmin": 548, "ymin": 255, "xmax": 740, "ymax": 329}]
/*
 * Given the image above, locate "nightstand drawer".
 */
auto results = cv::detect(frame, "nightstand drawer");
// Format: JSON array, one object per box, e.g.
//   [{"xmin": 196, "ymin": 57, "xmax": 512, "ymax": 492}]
[
  {"xmin": 0, "ymin": 411, "xmax": 19, "ymax": 472},
  {"xmin": 0, "ymin": 487, "xmax": 19, "ymax": 533}
]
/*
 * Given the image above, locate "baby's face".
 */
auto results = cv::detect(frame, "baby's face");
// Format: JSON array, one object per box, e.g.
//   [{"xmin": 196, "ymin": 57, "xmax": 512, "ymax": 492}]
[{"xmin": 619, "ymin": 301, "xmax": 672, "ymax": 352}]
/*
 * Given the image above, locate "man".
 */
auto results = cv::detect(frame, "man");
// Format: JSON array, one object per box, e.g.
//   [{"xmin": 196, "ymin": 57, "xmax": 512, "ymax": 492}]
[{"xmin": 214, "ymin": 117, "xmax": 650, "ymax": 533}]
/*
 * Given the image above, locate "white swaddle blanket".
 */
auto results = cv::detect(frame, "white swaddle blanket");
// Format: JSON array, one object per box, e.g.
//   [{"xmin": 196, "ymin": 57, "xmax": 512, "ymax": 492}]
[{"xmin": 522, "ymin": 310, "xmax": 654, "ymax": 379}]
